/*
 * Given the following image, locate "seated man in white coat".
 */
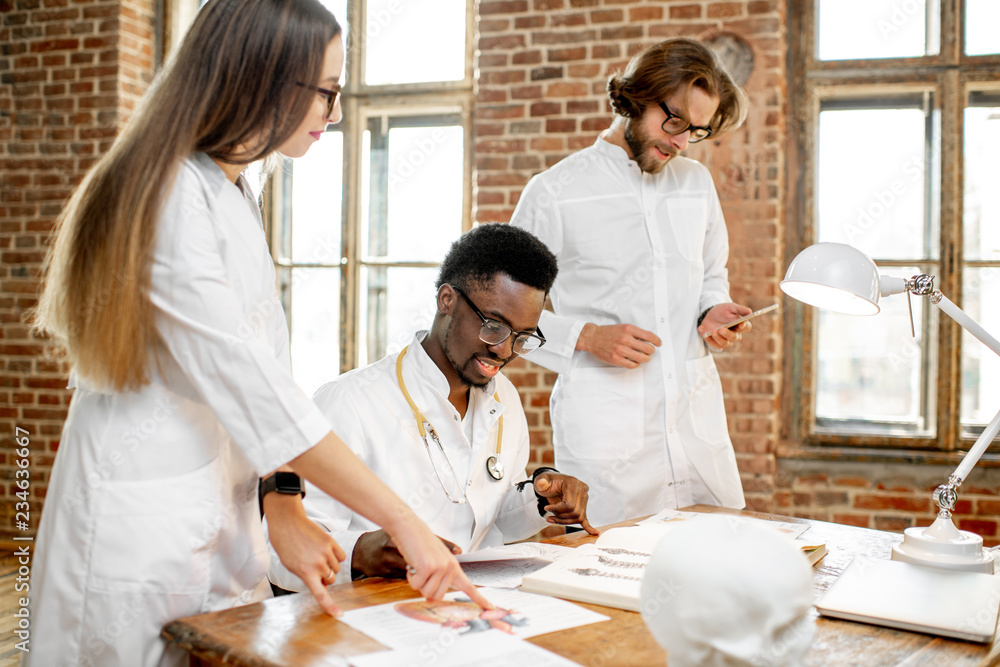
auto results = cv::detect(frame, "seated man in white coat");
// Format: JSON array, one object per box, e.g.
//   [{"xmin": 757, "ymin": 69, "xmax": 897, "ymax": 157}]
[{"xmin": 267, "ymin": 223, "xmax": 597, "ymax": 590}]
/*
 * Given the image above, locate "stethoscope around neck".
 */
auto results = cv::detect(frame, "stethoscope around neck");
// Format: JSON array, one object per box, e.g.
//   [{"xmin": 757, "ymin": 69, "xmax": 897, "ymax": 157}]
[{"xmin": 396, "ymin": 346, "xmax": 505, "ymax": 504}]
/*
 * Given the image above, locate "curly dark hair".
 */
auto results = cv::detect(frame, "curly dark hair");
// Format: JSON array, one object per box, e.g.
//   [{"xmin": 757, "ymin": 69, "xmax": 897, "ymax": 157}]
[
  {"xmin": 606, "ymin": 37, "xmax": 747, "ymax": 137},
  {"xmin": 436, "ymin": 223, "xmax": 558, "ymax": 294}
]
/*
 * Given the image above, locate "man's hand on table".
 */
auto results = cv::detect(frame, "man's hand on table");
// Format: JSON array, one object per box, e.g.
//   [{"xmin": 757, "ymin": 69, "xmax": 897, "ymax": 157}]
[
  {"xmin": 534, "ymin": 472, "xmax": 599, "ymax": 535},
  {"xmin": 353, "ymin": 529, "xmax": 462, "ymax": 580}
]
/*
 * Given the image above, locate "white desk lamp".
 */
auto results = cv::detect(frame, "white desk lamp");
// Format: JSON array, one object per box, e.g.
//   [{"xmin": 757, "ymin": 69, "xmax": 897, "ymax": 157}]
[{"xmin": 781, "ymin": 242, "xmax": 998, "ymax": 574}]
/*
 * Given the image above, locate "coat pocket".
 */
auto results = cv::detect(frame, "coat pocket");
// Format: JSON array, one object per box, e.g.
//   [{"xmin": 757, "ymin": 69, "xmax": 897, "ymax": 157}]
[
  {"xmin": 682, "ymin": 355, "xmax": 730, "ymax": 446},
  {"xmin": 87, "ymin": 458, "xmax": 222, "ymax": 595},
  {"xmin": 552, "ymin": 366, "xmax": 643, "ymax": 461}
]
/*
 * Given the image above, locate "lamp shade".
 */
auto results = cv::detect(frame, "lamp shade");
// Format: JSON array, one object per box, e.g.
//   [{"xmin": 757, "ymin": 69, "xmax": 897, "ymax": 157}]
[{"xmin": 780, "ymin": 243, "xmax": 881, "ymax": 316}]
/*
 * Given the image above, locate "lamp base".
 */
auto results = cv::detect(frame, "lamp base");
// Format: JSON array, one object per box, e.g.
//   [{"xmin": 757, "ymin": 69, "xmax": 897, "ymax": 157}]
[{"xmin": 890, "ymin": 515, "xmax": 995, "ymax": 574}]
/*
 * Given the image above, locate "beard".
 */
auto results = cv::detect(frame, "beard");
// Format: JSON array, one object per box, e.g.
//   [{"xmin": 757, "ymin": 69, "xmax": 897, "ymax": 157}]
[
  {"xmin": 624, "ymin": 117, "xmax": 678, "ymax": 174},
  {"xmin": 442, "ymin": 317, "xmax": 506, "ymax": 389}
]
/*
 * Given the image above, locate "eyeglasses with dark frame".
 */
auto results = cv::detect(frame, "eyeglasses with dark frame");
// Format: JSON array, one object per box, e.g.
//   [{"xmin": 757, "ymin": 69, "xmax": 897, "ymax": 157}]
[
  {"xmin": 657, "ymin": 102, "xmax": 713, "ymax": 143},
  {"xmin": 295, "ymin": 82, "xmax": 341, "ymax": 118},
  {"xmin": 450, "ymin": 284, "xmax": 546, "ymax": 355}
]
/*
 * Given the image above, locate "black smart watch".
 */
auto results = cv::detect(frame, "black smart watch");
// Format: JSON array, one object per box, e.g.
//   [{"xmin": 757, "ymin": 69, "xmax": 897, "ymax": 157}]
[{"xmin": 260, "ymin": 471, "xmax": 305, "ymax": 501}]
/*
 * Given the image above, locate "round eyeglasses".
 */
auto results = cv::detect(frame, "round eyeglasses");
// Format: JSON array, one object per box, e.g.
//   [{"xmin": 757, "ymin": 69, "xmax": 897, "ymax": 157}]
[
  {"xmin": 450, "ymin": 285, "xmax": 546, "ymax": 355},
  {"xmin": 657, "ymin": 102, "xmax": 713, "ymax": 143},
  {"xmin": 295, "ymin": 82, "xmax": 341, "ymax": 119}
]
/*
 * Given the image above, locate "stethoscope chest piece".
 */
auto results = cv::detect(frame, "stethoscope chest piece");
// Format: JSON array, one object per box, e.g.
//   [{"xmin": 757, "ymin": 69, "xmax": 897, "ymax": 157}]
[{"xmin": 486, "ymin": 456, "xmax": 504, "ymax": 480}]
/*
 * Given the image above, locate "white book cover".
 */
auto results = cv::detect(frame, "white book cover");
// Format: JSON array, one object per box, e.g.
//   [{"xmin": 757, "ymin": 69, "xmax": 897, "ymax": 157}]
[{"xmin": 816, "ymin": 557, "xmax": 1000, "ymax": 643}]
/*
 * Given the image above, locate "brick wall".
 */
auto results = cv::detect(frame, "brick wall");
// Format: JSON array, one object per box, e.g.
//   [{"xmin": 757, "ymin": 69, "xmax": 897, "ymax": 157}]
[
  {"xmin": 0, "ymin": 0, "xmax": 157, "ymax": 541},
  {"xmin": 5, "ymin": 0, "xmax": 1000, "ymax": 546},
  {"xmin": 474, "ymin": 0, "xmax": 786, "ymax": 512},
  {"xmin": 776, "ymin": 459, "xmax": 1000, "ymax": 547}
]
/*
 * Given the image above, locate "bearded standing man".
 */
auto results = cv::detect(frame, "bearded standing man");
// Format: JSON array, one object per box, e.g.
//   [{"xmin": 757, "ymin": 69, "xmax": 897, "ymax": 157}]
[{"xmin": 510, "ymin": 37, "xmax": 752, "ymax": 526}]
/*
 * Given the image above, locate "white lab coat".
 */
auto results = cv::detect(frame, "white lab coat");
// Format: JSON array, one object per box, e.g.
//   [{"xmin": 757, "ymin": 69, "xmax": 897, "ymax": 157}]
[
  {"xmin": 26, "ymin": 154, "xmax": 331, "ymax": 667},
  {"xmin": 266, "ymin": 333, "xmax": 547, "ymax": 591},
  {"xmin": 510, "ymin": 137, "xmax": 745, "ymax": 526}
]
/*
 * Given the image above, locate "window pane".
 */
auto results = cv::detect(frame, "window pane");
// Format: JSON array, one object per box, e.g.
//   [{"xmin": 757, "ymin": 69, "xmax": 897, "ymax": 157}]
[
  {"xmin": 960, "ymin": 268, "xmax": 1000, "ymax": 431},
  {"xmin": 363, "ymin": 124, "xmax": 464, "ymax": 261},
  {"xmin": 289, "ymin": 132, "xmax": 343, "ymax": 263},
  {"xmin": 818, "ymin": 0, "xmax": 938, "ymax": 60},
  {"xmin": 965, "ymin": 0, "xmax": 1000, "ymax": 55},
  {"xmin": 358, "ymin": 266, "xmax": 439, "ymax": 365},
  {"xmin": 963, "ymin": 105, "xmax": 1000, "ymax": 261},
  {"xmin": 365, "ymin": 0, "xmax": 466, "ymax": 85},
  {"xmin": 817, "ymin": 106, "xmax": 936, "ymax": 260},
  {"xmin": 285, "ymin": 268, "xmax": 341, "ymax": 396},
  {"xmin": 318, "ymin": 0, "xmax": 348, "ymax": 37},
  {"xmin": 815, "ymin": 272, "xmax": 937, "ymax": 435}
]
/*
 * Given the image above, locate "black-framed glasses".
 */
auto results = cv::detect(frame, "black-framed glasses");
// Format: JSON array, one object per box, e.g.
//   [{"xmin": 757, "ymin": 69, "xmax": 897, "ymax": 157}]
[
  {"xmin": 657, "ymin": 102, "xmax": 713, "ymax": 143},
  {"xmin": 450, "ymin": 285, "xmax": 546, "ymax": 355},
  {"xmin": 295, "ymin": 82, "xmax": 341, "ymax": 118}
]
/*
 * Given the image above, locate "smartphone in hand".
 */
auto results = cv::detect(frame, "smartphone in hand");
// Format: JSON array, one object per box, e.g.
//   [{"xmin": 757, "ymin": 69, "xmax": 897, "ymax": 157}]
[{"xmin": 701, "ymin": 304, "xmax": 779, "ymax": 338}]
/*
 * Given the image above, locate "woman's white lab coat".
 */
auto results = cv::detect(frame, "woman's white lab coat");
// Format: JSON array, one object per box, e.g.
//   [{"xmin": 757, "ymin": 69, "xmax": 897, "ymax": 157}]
[
  {"xmin": 26, "ymin": 154, "xmax": 331, "ymax": 667},
  {"xmin": 266, "ymin": 334, "xmax": 548, "ymax": 591},
  {"xmin": 510, "ymin": 140, "xmax": 746, "ymax": 526}
]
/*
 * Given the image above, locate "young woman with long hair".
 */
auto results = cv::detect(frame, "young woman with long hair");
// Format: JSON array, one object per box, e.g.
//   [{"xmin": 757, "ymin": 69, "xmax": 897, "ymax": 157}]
[{"xmin": 28, "ymin": 1, "xmax": 488, "ymax": 664}]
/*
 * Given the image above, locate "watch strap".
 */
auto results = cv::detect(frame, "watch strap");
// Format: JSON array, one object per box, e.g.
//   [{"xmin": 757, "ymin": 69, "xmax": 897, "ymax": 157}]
[{"xmin": 517, "ymin": 466, "xmax": 559, "ymax": 517}]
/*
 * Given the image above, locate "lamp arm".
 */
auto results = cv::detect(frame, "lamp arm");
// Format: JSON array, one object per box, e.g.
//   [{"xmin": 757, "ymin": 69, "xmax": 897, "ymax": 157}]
[
  {"xmin": 926, "ymin": 290, "xmax": 1000, "ymax": 507},
  {"xmin": 931, "ymin": 292, "xmax": 1000, "ymax": 358}
]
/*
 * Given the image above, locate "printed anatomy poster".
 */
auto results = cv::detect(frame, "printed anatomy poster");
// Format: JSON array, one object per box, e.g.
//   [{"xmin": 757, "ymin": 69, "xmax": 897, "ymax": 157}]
[{"xmin": 338, "ymin": 587, "xmax": 609, "ymax": 651}]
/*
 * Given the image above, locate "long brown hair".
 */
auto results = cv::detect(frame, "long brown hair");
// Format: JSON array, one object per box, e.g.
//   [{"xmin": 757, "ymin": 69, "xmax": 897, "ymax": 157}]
[
  {"xmin": 34, "ymin": 0, "xmax": 340, "ymax": 391},
  {"xmin": 607, "ymin": 37, "xmax": 748, "ymax": 137}
]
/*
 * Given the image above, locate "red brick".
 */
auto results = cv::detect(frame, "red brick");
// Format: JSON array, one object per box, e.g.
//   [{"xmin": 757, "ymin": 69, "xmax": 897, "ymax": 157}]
[
  {"xmin": 545, "ymin": 118, "xmax": 576, "ymax": 133},
  {"xmin": 670, "ymin": 4, "xmax": 702, "ymax": 19},
  {"xmin": 854, "ymin": 495, "xmax": 930, "ymax": 513},
  {"xmin": 548, "ymin": 47, "xmax": 587, "ymax": 62},
  {"xmin": 629, "ymin": 6, "xmax": 663, "ymax": 21},
  {"xmin": 707, "ymin": 2, "xmax": 744, "ymax": 19},
  {"xmin": 30, "ymin": 38, "xmax": 79, "ymax": 52},
  {"xmin": 480, "ymin": 0, "xmax": 529, "ymax": 15},
  {"xmin": 958, "ymin": 519, "xmax": 998, "ymax": 537}
]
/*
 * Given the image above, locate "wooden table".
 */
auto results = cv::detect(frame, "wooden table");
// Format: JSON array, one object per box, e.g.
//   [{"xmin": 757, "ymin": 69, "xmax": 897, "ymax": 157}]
[{"xmin": 162, "ymin": 505, "xmax": 1000, "ymax": 666}]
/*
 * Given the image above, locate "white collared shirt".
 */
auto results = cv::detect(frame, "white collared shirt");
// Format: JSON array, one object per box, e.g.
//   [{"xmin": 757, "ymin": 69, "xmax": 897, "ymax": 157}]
[{"xmin": 510, "ymin": 137, "xmax": 745, "ymax": 525}]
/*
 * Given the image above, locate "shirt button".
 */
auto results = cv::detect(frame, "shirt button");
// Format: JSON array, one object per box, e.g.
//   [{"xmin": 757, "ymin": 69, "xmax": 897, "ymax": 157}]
[
  {"xmin": 660, "ymin": 317, "xmax": 665, "ymax": 323},
  {"xmin": 454, "ymin": 415, "xmax": 459, "ymax": 421},
  {"xmin": 490, "ymin": 409, "xmax": 496, "ymax": 415}
]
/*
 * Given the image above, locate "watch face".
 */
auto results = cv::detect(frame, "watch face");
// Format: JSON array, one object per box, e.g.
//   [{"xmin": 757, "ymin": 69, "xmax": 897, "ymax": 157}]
[{"xmin": 274, "ymin": 472, "xmax": 303, "ymax": 494}]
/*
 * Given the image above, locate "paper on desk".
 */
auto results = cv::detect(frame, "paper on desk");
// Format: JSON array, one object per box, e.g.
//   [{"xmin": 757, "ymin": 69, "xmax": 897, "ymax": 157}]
[
  {"xmin": 457, "ymin": 544, "xmax": 576, "ymax": 588},
  {"xmin": 349, "ymin": 629, "xmax": 584, "ymax": 667},
  {"xmin": 455, "ymin": 543, "xmax": 574, "ymax": 563},
  {"xmin": 637, "ymin": 508, "xmax": 809, "ymax": 539},
  {"xmin": 461, "ymin": 557, "xmax": 554, "ymax": 588},
  {"xmin": 338, "ymin": 586, "xmax": 609, "ymax": 651}
]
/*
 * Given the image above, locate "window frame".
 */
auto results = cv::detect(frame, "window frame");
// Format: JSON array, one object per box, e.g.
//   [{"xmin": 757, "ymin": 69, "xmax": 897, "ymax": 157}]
[
  {"xmin": 785, "ymin": 0, "xmax": 1000, "ymax": 455},
  {"xmin": 266, "ymin": 0, "xmax": 475, "ymax": 375}
]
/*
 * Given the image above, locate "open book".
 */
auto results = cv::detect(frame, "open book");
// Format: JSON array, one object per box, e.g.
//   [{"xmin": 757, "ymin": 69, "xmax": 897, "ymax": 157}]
[
  {"xmin": 520, "ymin": 524, "xmax": 670, "ymax": 611},
  {"xmin": 521, "ymin": 516, "xmax": 826, "ymax": 611}
]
